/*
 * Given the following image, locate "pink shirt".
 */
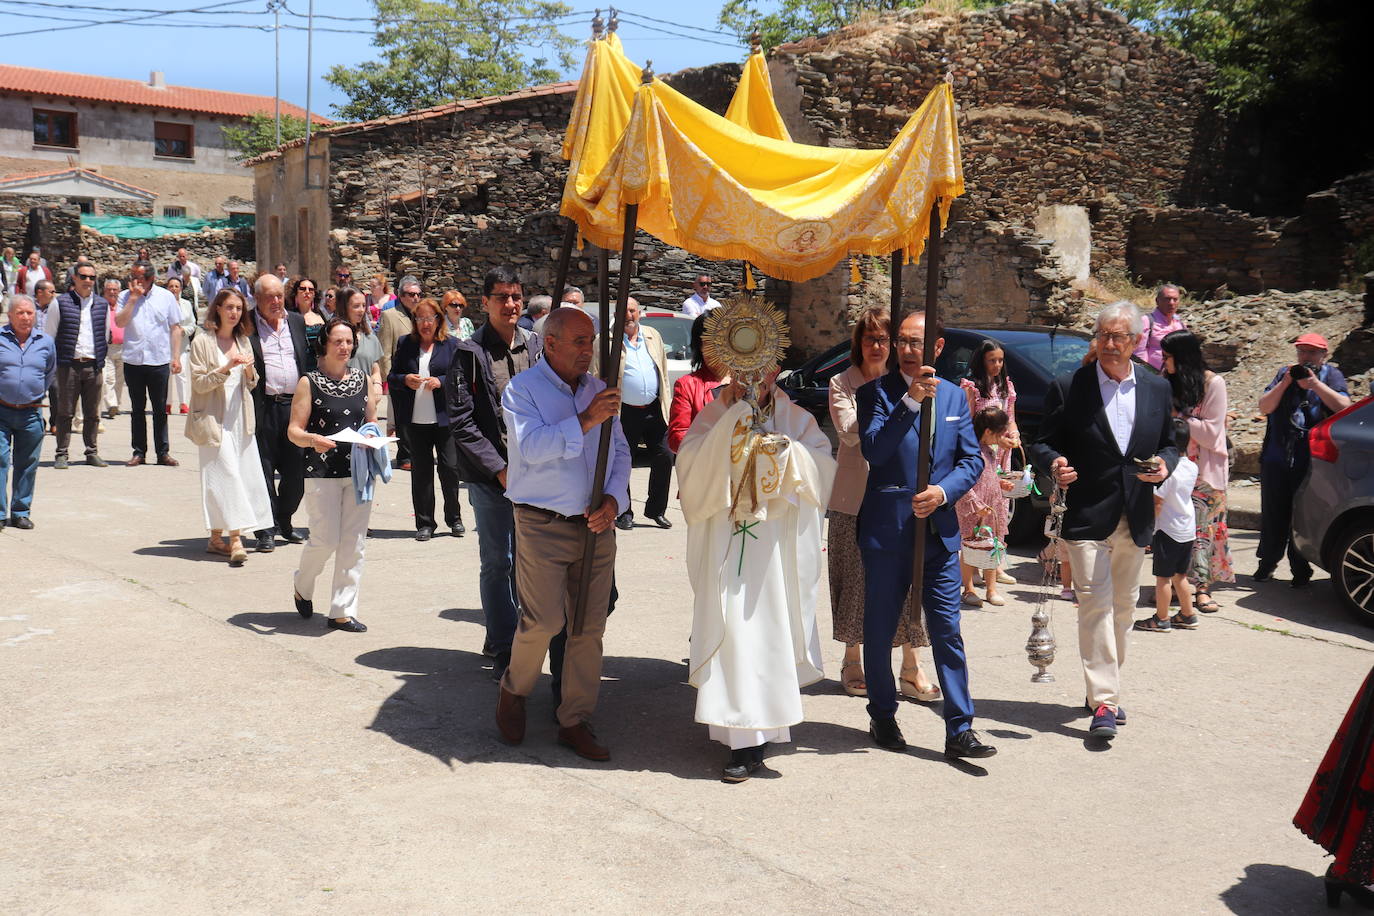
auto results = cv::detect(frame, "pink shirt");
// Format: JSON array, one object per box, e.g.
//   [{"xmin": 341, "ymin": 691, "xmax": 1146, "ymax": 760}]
[
  {"xmin": 1133, "ymin": 307, "xmax": 1187, "ymax": 370},
  {"xmin": 259, "ymin": 316, "xmax": 299, "ymax": 396},
  {"xmin": 1183, "ymin": 372, "xmax": 1229, "ymax": 492}
]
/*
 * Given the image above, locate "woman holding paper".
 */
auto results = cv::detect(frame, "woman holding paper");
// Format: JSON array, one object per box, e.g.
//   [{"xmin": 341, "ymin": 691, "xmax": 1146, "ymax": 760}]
[
  {"xmin": 387, "ymin": 297, "xmax": 464, "ymax": 541},
  {"xmin": 288, "ymin": 317, "xmax": 379, "ymax": 633}
]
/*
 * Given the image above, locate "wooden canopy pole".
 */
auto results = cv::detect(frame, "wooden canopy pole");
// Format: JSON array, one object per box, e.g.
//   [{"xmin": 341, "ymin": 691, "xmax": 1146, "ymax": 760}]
[
  {"xmin": 571, "ymin": 202, "xmax": 640, "ymax": 636},
  {"xmin": 907, "ymin": 203, "xmax": 942, "ymax": 623},
  {"xmin": 551, "ymin": 218, "xmax": 577, "ymax": 310},
  {"xmin": 597, "ymin": 247, "xmax": 611, "ymax": 370}
]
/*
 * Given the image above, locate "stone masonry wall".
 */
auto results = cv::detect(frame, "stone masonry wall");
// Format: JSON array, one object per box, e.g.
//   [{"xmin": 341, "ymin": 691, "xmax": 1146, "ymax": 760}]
[
  {"xmin": 771, "ymin": 0, "xmax": 1212, "ymax": 274},
  {"xmin": 80, "ymin": 226, "xmax": 255, "ymax": 285}
]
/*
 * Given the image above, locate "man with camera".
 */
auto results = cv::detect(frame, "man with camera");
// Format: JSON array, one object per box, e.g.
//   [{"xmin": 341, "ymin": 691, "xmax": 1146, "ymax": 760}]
[{"xmin": 1256, "ymin": 332, "xmax": 1351, "ymax": 586}]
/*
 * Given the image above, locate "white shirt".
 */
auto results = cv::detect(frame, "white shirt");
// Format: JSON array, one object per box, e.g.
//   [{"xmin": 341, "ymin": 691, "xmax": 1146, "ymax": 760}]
[
  {"xmin": 1155, "ymin": 456, "xmax": 1198, "ymax": 543},
  {"xmin": 681, "ymin": 292, "xmax": 720, "ymax": 319},
  {"xmin": 619, "ymin": 332, "xmax": 659, "ymax": 407},
  {"xmin": 258, "ymin": 316, "xmax": 299, "ymax": 396},
  {"xmin": 1096, "ymin": 361, "xmax": 1138, "ymax": 454},
  {"xmin": 48, "ymin": 293, "xmax": 97, "ymax": 359},
  {"xmin": 166, "ymin": 259, "xmax": 201, "ymax": 282},
  {"xmin": 412, "ymin": 345, "xmax": 437, "ymax": 424},
  {"xmin": 118, "ymin": 285, "xmax": 182, "ymax": 366}
]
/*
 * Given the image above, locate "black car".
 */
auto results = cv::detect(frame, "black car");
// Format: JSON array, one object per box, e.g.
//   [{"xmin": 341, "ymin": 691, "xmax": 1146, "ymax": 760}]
[{"xmin": 778, "ymin": 324, "xmax": 1094, "ymax": 542}]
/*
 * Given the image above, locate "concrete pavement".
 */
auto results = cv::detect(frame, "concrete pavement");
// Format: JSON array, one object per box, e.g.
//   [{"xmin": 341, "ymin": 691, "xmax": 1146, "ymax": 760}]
[{"xmin": 3, "ymin": 415, "xmax": 1371, "ymax": 914}]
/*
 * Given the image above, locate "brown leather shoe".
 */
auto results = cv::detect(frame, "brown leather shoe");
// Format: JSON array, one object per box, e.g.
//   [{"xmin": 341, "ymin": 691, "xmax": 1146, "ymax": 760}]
[
  {"xmin": 557, "ymin": 722, "xmax": 610, "ymax": 761},
  {"xmin": 126, "ymin": 454, "xmax": 145, "ymax": 467},
  {"xmin": 156, "ymin": 454, "xmax": 179, "ymax": 467},
  {"xmin": 496, "ymin": 687, "xmax": 526, "ymax": 745}
]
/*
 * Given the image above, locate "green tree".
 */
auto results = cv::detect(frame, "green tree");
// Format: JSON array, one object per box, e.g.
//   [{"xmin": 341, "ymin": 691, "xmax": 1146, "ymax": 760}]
[
  {"xmin": 223, "ymin": 112, "xmax": 311, "ymax": 160},
  {"xmin": 324, "ymin": 0, "xmax": 577, "ymax": 122}
]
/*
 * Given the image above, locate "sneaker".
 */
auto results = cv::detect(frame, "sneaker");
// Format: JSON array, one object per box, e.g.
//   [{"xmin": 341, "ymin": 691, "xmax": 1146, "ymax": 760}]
[
  {"xmin": 179, "ymin": 404, "xmax": 188, "ymax": 415},
  {"xmin": 1089, "ymin": 705, "xmax": 1118, "ymax": 739},
  {"xmin": 1084, "ymin": 701, "xmax": 1125, "ymax": 724},
  {"xmin": 1170, "ymin": 612, "xmax": 1199, "ymax": 629},
  {"xmin": 53, "ymin": 454, "xmax": 69, "ymax": 470},
  {"xmin": 1132, "ymin": 614, "xmax": 1171, "ymax": 632}
]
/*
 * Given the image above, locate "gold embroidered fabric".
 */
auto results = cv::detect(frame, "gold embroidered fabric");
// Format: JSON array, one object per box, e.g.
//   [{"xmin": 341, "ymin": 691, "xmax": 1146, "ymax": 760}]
[{"xmin": 559, "ymin": 37, "xmax": 964, "ymax": 282}]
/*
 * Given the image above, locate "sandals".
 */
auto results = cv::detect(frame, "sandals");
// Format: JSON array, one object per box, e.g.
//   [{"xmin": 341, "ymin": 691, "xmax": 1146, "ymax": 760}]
[
  {"xmin": 206, "ymin": 540, "xmax": 230, "ymax": 556},
  {"xmin": 961, "ymin": 591, "xmax": 984, "ymax": 608},
  {"xmin": 1170, "ymin": 612, "xmax": 1200, "ymax": 629},
  {"xmin": 900, "ymin": 665, "xmax": 942, "ymax": 702},
  {"xmin": 1133, "ymin": 615, "xmax": 1172, "ymax": 632},
  {"xmin": 1194, "ymin": 590, "xmax": 1221, "ymax": 614},
  {"xmin": 840, "ymin": 660, "xmax": 867, "ymax": 697}
]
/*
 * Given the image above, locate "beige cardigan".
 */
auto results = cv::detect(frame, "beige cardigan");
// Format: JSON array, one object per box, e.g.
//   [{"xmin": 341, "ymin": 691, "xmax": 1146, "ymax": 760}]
[
  {"xmin": 589, "ymin": 324, "xmax": 672, "ymax": 422},
  {"xmin": 185, "ymin": 330, "xmax": 258, "ymax": 448},
  {"xmin": 828, "ymin": 364, "xmax": 879, "ymax": 515}
]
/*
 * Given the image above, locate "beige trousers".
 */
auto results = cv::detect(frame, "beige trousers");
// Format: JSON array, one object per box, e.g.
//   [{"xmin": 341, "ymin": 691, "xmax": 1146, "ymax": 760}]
[
  {"xmin": 502, "ymin": 506, "xmax": 616, "ymax": 728},
  {"xmin": 1063, "ymin": 517, "xmax": 1144, "ymax": 711}
]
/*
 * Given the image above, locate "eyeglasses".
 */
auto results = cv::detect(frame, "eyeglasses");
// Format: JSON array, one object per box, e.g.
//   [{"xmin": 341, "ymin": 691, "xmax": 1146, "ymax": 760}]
[
  {"xmin": 1096, "ymin": 332, "xmax": 1134, "ymax": 346},
  {"xmin": 336, "ymin": 272, "xmax": 351, "ymax": 279},
  {"xmin": 486, "ymin": 293, "xmax": 522, "ymax": 304},
  {"xmin": 401, "ymin": 290, "xmax": 420, "ymax": 298},
  {"xmin": 696, "ymin": 281, "xmax": 711, "ymax": 287},
  {"xmin": 862, "ymin": 335, "xmax": 890, "ymax": 347},
  {"xmin": 297, "ymin": 286, "xmax": 315, "ymax": 293},
  {"xmin": 894, "ymin": 336, "xmax": 925, "ymax": 350},
  {"xmin": 415, "ymin": 316, "xmax": 438, "ymax": 324},
  {"xmin": 75, "ymin": 273, "xmax": 97, "ymax": 280}
]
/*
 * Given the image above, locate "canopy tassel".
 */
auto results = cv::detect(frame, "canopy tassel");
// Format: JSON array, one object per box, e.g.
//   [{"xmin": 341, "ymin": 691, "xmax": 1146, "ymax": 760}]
[
  {"xmin": 744, "ymin": 262, "xmax": 757, "ymax": 291},
  {"xmin": 850, "ymin": 256, "xmax": 862, "ymax": 285}
]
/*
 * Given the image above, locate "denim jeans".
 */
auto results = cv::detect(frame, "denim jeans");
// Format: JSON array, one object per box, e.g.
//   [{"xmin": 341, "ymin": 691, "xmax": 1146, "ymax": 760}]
[
  {"xmin": 467, "ymin": 479, "xmax": 518, "ymax": 654},
  {"xmin": 0, "ymin": 405, "xmax": 45, "ymax": 519}
]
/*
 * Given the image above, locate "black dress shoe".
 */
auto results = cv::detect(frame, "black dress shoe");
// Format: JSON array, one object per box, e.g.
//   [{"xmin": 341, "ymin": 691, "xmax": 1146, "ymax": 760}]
[
  {"xmin": 650, "ymin": 515, "xmax": 672, "ymax": 529},
  {"xmin": 450, "ymin": 521, "xmax": 466, "ymax": 537},
  {"xmin": 327, "ymin": 617, "xmax": 367, "ymax": 632},
  {"xmin": 869, "ymin": 716, "xmax": 906, "ymax": 751},
  {"xmin": 278, "ymin": 529, "xmax": 304, "ymax": 544},
  {"xmin": 416, "ymin": 527, "xmax": 434, "ymax": 542},
  {"xmin": 8, "ymin": 516, "xmax": 34, "ymax": 530},
  {"xmin": 722, "ymin": 746, "xmax": 764, "ymax": 782},
  {"xmin": 490, "ymin": 651, "xmax": 511, "ymax": 683},
  {"xmin": 1291, "ymin": 572, "xmax": 1312, "ymax": 589},
  {"xmin": 294, "ymin": 591, "xmax": 313, "ymax": 619},
  {"xmin": 1252, "ymin": 565, "xmax": 1275, "ymax": 582},
  {"xmin": 945, "ymin": 728, "xmax": 997, "ymax": 759},
  {"xmin": 256, "ymin": 534, "xmax": 275, "ymax": 553},
  {"xmin": 614, "ymin": 512, "xmax": 634, "ymax": 531}
]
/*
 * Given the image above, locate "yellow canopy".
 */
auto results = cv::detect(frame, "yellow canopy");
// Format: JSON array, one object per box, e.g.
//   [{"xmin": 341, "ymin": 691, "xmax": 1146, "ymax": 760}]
[{"xmin": 560, "ymin": 38, "xmax": 963, "ymax": 282}]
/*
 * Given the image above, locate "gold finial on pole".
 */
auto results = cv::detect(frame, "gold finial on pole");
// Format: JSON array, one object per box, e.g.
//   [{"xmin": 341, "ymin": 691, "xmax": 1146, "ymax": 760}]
[
  {"xmin": 591, "ymin": 8, "xmax": 604, "ymax": 39},
  {"xmin": 641, "ymin": 60, "xmax": 655, "ymax": 84},
  {"xmin": 608, "ymin": 6, "xmax": 619, "ymax": 32},
  {"xmin": 750, "ymin": 28, "xmax": 762, "ymax": 55}
]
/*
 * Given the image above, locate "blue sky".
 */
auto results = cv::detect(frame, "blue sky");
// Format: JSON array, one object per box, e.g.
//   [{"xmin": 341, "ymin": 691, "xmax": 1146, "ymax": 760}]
[{"xmin": 1, "ymin": 0, "xmax": 749, "ymax": 119}]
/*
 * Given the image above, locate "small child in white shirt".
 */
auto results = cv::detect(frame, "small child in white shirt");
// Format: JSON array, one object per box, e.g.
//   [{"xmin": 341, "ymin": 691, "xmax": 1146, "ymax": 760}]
[{"xmin": 1135, "ymin": 418, "xmax": 1199, "ymax": 632}]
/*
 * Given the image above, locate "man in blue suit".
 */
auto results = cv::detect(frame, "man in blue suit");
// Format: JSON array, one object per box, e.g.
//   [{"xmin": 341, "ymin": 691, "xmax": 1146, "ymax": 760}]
[{"xmin": 857, "ymin": 310, "xmax": 996, "ymax": 759}]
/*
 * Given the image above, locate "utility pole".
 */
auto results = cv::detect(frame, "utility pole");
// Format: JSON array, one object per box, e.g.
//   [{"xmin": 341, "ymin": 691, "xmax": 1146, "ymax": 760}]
[
  {"xmin": 303, "ymin": 0, "xmax": 315, "ymax": 189},
  {"xmin": 269, "ymin": 0, "xmax": 283, "ymax": 147}
]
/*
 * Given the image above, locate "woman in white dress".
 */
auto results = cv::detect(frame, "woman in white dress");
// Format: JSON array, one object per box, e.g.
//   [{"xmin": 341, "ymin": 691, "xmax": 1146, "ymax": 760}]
[
  {"xmin": 165, "ymin": 275, "xmax": 197, "ymax": 416},
  {"xmin": 186, "ymin": 288, "xmax": 273, "ymax": 566}
]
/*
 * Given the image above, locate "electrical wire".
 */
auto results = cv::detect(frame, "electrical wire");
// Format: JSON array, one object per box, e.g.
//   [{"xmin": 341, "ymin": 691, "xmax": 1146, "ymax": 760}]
[
  {"xmin": 3, "ymin": 0, "xmax": 259, "ymax": 37},
  {"xmin": 616, "ymin": 8, "xmax": 737, "ymax": 38}
]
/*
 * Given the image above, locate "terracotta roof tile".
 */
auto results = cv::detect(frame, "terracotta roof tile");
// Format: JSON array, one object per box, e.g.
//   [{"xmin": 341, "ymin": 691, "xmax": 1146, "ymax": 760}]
[
  {"xmin": 0, "ymin": 166, "xmax": 158, "ymax": 198},
  {"xmin": 246, "ymin": 80, "xmax": 577, "ymax": 164},
  {"xmin": 0, "ymin": 64, "xmax": 330, "ymax": 123}
]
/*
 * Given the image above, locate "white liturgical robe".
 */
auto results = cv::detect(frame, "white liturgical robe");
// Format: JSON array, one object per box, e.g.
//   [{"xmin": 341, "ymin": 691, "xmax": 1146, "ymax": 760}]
[{"xmin": 678, "ymin": 390, "xmax": 836, "ymax": 748}]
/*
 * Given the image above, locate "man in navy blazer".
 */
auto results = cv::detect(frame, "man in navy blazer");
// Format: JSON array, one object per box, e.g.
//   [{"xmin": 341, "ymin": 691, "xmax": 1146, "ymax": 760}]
[
  {"xmin": 857, "ymin": 311, "xmax": 996, "ymax": 760},
  {"xmin": 1028, "ymin": 301, "xmax": 1179, "ymax": 741}
]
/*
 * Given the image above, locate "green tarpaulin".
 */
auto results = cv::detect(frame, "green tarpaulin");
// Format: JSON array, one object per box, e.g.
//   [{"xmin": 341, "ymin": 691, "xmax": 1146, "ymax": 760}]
[{"xmin": 83, "ymin": 213, "xmax": 254, "ymax": 239}]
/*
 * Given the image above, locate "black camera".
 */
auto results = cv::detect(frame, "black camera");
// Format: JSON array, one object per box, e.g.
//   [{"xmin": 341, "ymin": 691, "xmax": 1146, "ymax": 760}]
[{"xmin": 1290, "ymin": 363, "xmax": 1316, "ymax": 381}]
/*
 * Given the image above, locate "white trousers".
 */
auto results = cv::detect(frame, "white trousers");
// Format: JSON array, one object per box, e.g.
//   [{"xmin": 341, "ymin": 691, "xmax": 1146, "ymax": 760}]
[
  {"xmin": 102, "ymin": 344, "xmax": 124, "ymax": 411},
  {"xmin": 167, "ymin": 346, "xmax": 191, "ymax": 408},
  {"xmin": 1063, "ymin": 517, "xmax": 1145, "ymax": 711},
  {"xmin": 295, "ymin": 478, "xmax": 372, "ymax": 620}
]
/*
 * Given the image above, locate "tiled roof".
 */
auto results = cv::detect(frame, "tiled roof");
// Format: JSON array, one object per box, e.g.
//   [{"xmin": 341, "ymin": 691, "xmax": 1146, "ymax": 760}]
[
  {"xmin": 246, "ymin": 80, "xmax": 577, "ymax": 164},
  {"xmin": 0, "ymin": 64, "xmax": 331, "ymax": 123},
  {"xmin": 0, "ymin": 166, "xmax": 157, "ymax": 198}
]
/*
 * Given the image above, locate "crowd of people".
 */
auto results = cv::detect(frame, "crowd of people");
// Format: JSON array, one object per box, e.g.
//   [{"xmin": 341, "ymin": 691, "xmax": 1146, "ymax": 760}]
[{"xmin": 0, "ymin": 250, "xmax": 1357, "ymax": 781}]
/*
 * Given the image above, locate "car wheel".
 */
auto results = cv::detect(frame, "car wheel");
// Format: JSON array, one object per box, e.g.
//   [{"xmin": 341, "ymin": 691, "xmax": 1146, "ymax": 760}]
[{"xmin": 1334, "ymin": 524, "xmax": 1374, "ymax": 626}]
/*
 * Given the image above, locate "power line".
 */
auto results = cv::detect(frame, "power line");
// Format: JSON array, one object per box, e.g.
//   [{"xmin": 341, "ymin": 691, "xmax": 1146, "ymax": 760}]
[
  {"xmin": 3, "ymin": 0, "xmax": 258, "ymax": 37},
  {"xmin": 279, "ymin": 2, "xmax": 598, "ymax": 25},
  {"xmin": 615, "ymin": 14, "xmax": 745, "ymax": 48},
  {"xmin": 616, "ymin": 8, "xmax": 737, "ymax": 38}
]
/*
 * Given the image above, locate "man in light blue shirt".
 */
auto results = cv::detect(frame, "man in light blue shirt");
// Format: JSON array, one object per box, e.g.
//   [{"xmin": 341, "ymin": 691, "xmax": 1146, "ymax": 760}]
[
  {"xmin": 0, "ymin": 295, "xmax": 56, "ymax": 528},
  {"xmin": 591, "ymin": 297, "xmax": 674, "ymax": 530},
  {"xmin": 115, "ymin": 261, "xmax": 183, "ymax": 466},
  {"xmin": 496, "ymin": 307, "xmax": 629, "ymax": 762}
]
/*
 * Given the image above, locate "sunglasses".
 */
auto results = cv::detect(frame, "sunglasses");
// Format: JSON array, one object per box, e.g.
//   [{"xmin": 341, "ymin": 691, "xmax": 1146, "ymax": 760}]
[
  {"xmin": 336, "ymin": 273, "xmax": 351, "ymax": 279},
  {"xmin": 298, "ymin": 286, "xmax": 316, "ymax": 293},
  {"xmin": 76, "ymin": 273, "xmax": 97, "ymax": 280}
]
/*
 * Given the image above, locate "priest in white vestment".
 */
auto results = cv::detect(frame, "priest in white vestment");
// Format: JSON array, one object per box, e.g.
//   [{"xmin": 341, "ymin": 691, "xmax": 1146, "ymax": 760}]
[{"xmin": 678, "ymin": 379, "xmax": 836, "ymax": 782}]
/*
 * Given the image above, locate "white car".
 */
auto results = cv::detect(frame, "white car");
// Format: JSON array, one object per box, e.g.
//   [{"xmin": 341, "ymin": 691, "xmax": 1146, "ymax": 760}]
[{"xmin": 578, "ymin": 304, "xmax": 694, "ymax": 387}]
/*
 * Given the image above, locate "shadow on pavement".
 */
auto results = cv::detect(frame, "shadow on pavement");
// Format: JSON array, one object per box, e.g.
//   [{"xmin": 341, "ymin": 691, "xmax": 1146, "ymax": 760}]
[
  {"xmin": 134, "ymin": 537, "xmax": 235, "ymax": 563},
  {"xmin": 1229, "ymin": 583, "xmax": 1374, "ymax": 642},
  {"xmin": 437, "ymin": 607, "xmax": 484, "ymax": 625},
  {"xmin": 354, "ymin": 646, "xmax": 725, "ymax": 779},
  {"xmin": 1218, "ymin": 864, "xmax": 1323, "ymax": 914},
  {"xmin": 226, "ymin": 611, "xmax": 331, "ymax": 638}
]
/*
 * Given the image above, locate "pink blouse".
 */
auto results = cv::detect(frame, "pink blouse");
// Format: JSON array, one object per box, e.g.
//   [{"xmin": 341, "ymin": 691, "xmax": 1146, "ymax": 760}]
[{"xmin": 1184, "ymin": 372, "xmax": 1228, "ymax": 492}]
